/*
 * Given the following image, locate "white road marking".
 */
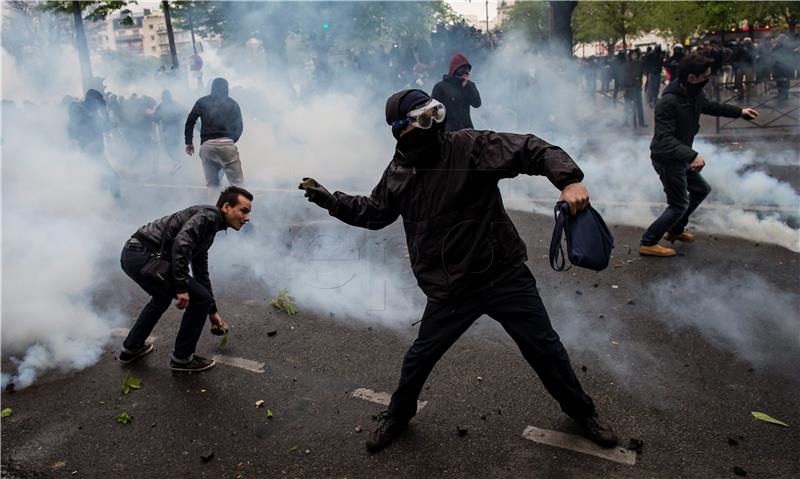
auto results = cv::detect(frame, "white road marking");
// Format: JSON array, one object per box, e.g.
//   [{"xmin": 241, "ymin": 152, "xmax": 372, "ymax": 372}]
[
  {"xmin": 110, "ymin": 328, "xmax": 156, "ymax": 343},
  {"xmin": 211, "ymin": 355, "xmax": 265, "ymax": 373},
  {"xmin": 521, "ymin": 426, "xmax": 637, "ymax": 466},
  {"xmin": 352, "ymin": 388, "xmax": 427, "ymax": 411}
]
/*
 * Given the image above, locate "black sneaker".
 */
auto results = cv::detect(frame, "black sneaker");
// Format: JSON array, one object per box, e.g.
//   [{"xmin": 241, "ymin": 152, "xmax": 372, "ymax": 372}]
[
  {"xmin": 575, "ymin": 413, "xmax": 618, "ymax": 448},
  {"xmin": 170, "ymin": 355, "xmax": 216, "ymax": 372},
  {"xmin": 366, "ymin": 411, "xmax": 408, "ymax": 453},
  {"xmin": 118, "ymin": 344, "xmax": 154, "ymax": 364}
]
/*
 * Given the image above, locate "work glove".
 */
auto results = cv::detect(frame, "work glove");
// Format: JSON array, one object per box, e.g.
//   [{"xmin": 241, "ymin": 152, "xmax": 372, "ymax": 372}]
[{"xmin": 298, "ymin": 177, "xmax": 336, "ymax": 210}]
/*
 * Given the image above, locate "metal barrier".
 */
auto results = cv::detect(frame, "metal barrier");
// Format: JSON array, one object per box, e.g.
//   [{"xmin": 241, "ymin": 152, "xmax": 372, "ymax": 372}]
[{"xmin": 714, "ymin": 78, "xmax": 799, "ymax": 133}]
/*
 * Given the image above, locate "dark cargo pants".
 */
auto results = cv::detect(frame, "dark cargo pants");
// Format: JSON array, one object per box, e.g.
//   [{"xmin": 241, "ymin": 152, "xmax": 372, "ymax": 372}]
[{"xmin": 388, "ymin": 265, "xmax": 596, "ymax": 422}]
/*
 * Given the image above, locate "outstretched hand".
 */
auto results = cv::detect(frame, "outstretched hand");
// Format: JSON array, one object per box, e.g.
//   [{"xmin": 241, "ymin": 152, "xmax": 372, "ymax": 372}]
[
  {"xmin": 298, "ymin": 177, "xmax": 335, "ymax": 210},
  {"xmin": 559, "ymin": 182, "xmax": 590, "ymax": 216},
  {"xmin": 741, "ymin": 108, "xmax": 759, "ymax": 120}
]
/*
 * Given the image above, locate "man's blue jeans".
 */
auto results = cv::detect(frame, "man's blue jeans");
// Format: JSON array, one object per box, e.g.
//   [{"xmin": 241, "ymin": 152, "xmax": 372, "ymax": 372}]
[{"xmin": 641, "ymin": 161, "xmax": 711, "ymax": 246}]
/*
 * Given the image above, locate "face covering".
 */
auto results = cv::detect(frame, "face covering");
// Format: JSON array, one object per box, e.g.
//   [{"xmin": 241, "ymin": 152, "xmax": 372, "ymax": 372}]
[
  {"xmin": 396, "ymin": 123, "xmax": 443, "ymax": 166},
  {"xmin": 686, "ymin": 79, "xmax": 709, "ymax": 97}
]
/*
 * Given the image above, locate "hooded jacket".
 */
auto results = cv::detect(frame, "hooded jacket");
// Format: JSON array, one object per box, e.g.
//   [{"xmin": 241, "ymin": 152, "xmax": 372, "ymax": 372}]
[
  {"xmin": 132, "ymin": 205, "xmax": 227, "ymax": 303},
  {"xmin": 650, "ymin": 79, "xmax": 742, "ymax": 165},
  {"xmin": 327, "ymin": 129, "xmax": 583, "ymax": 302},
  {"xmin": 432, "ymin": 53, "xmax": 481, "ymax": 131},
  {"xmin": 184, "ymin": 78, "xmax": 243, "ymax": 145}
]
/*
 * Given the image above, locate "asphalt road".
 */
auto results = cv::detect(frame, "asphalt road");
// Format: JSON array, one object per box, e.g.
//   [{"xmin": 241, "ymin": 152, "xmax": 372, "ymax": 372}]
[{"xmin": 2, "ymin": 205, "xmax": 798, "ymax": 478}]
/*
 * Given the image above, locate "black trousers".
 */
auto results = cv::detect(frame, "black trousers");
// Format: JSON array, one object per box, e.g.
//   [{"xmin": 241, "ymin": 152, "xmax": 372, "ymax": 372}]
[
  {"xmin": 120, "ymin": 239, "xmax": 214, "ymax": 360},
  {"xmin": 388, "ymin": 265, "xmax": 596, "ymax": 422},
  {"xmin": 641, "ymin": 161, "xmax": 711, "ymax": 246}
]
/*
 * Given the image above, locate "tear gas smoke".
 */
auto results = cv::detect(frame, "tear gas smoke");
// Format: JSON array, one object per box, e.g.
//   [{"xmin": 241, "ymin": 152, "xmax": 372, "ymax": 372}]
[{"xmin": 1, "ymin": 5, "xmax": 797, "ymax": 389}]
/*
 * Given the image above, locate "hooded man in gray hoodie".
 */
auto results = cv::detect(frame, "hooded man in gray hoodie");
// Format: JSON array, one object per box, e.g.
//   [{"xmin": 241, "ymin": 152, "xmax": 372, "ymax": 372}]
[{"xmin": 185, "ymin": 77, "xmax": 244, "ymax": 195}]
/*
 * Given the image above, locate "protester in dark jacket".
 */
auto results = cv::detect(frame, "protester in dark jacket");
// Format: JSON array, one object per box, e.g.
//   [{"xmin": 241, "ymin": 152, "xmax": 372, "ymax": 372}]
[
  {"xmin": 155, "ymin": 90, "xmax": 185, "ymax": 174},
  {"xmin": 67, "ymin": 89, "xmax": 120, "ymax": 198},
  {"xmin": 185, "ymin": 78, "xmax": 245, "ymax": 195},
  {"xmin": 119, "ymin": 186, "xmax": 252, "ymax": 372},
  {"xmin": 622, "ymin": 50, "xmax": 647, "ymax": 127},
  {"xmin": 640, "ymin": 55, "xmax": 759, "ymax": 257},
  {"xmin": 431, "ymin": 52, "xmax": 481, "ymax": 131},
  {"xmin": 299, "ymin": 89, "xmax": 618, "ymax": 454},
  {"xmin": 643, "ymin": 45, "xmax": 664, "ymax": 105}
]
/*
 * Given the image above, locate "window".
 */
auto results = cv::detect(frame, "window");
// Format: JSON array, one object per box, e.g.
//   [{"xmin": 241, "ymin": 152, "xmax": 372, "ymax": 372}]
[
  {"xmin": 149, "ymin": 24, "xmax": 154, "ymax": 29},
  {"xmin": 151, "ymin": 35, "xmax": 155, "ymax": 40},
  {"xmin": 152, "ymin": 46, "xmax": 156, "ymax": 51}
]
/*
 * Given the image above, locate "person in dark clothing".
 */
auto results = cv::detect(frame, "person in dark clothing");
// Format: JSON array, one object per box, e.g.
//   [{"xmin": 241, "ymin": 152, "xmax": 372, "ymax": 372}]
[
  {"xmin": 298, "ymin": 89, "xmax": 618, "ymax": 453},
  {"xmin": 622, "ymin": 49, "xmax": 647, "ymax": 128},
  {"xmin": 119, "ymin": 186, "xmax": 252, "ymax": 371},
  {"xmin": 155, "ymin": 90, "xmax": 185, "ymax": 175},
  {"xmin": 185, "ymin": 78, "xmax": 244, "ymax": 196},
  {"xmin": 431, "ymin": 52, "xmax": 481, "ymax": 131},
  {"xmin": 67, "ymin": 89, "xmax": 120, "ymax": 199},
  {"xmin": 665, "ymin": 44, "xmax": 685, "ymax": 81},
  {"xmin": 643, "ymin": 45, "xmax": 664, "ymax": 106},
  {"xmin": 640, "ymin": 55, "xmax": 759, "ymax": 257},
  {"xmin": 611, "ymin": 51, "xmax": 626, "ymax": 102}
]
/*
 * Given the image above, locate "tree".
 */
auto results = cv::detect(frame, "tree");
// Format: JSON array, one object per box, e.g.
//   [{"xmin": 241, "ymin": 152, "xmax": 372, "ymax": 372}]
[
  {"xmin": 39, "ymin": 1, "xmax": 132, "ymax": 91},
  {"xmin": 161, "ymin": 1, "xmax": 178, "ymax": 69},
  {"xmin": 549, "ymin": 0, "xmax": 577, "ymax": 57},
  {"xmin": 572, "ymin": 1, "xmax": 656, "ymax": 55},
  {"xmin": 500, "ymin": 0, "xmax": 549, "ymax": 46}
]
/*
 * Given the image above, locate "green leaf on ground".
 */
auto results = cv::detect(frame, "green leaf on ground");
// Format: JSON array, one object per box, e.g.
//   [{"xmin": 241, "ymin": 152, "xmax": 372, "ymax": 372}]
[
  {"xmin": 121, "ymin": 374, "xmax": 142, "ymax": 395},
  {"xmin": 288, "ymin": 445, "xmax": 299, "ymax": 452},
  {"xmin": 1, "ymin": 408, "xmax": 12, "ymax": 418},
  {"xmin": 266, "ymin": 409, "xmax": 274, "ymax": 419},
  {"xmin": 219, "ymin": 328, "xmax": 229, "ymax": 348},
  {"xmin": 751, "ymin": 411, "xmax": 788, "ymax": 427},
  {"xmin": 271, "ymin": 289, "xmax": 298, "ymax": 315},
  {"xmin": 115, "ymin": 412, "xmax": 132, "ymax": 424}
]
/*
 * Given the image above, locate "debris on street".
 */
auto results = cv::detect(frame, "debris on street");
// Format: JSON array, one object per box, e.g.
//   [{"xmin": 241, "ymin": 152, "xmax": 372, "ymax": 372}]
[
  {"xmin": 751, "ymin": 411, "xmax": 788, "ymax": 427},
  {"xmin": 271, "ymin": 288, "xmax": 298, "ymax": 315}
]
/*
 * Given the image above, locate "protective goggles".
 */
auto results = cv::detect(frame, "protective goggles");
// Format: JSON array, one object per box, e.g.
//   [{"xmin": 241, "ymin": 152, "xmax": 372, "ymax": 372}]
[{"xmin": 392, "ymin": 99, "xmax": 446, "ymax": 130}]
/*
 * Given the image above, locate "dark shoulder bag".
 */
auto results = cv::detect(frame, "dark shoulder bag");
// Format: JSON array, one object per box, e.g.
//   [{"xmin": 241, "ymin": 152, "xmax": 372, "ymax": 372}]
[
  {"xmin": 140, "ymin": 220, "xmax": 174, "ymax": 290},
  {"xmin": 549, "ymin": 201, "xmax": 614, "ymax": 272}
]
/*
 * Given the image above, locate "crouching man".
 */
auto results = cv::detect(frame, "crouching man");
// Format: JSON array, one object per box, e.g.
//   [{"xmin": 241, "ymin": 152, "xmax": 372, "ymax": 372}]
[
  {"xmin": 118, "ymin": 186, "xmax": 252, "ymax": 371},
  {"xmin": 299, "ymin": 89, "xmax": 617, "ymax": 453}
]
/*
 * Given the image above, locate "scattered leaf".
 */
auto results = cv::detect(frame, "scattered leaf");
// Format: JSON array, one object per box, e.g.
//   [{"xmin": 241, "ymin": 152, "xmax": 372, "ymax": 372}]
[
  {"xmin": 115, "ymin": 412, "xmax": 132, "ymax": 424},
  {"xmin": 751, "ymin": 411, "xmax": 788, "ymax": 427},
  {"xmin": 271, "ymin": 289, "xmax": 298, "ymax": 315},
  {"xmin": 266, "ymin": 409, "xmax": 274, "ymax": 419},
  {"xmin": 121, "ymin": 374, "xmax": 142, "ymax": 395},
  {"xmin": 288, "ymin": 445, "xmax": 299, "ymax": 452},
  {"xmin": 218, "ymin": 328, "xmax": 229, "ymax": 348},
  {"xmin": 1, "ymin": 408, "xmax": 12, "ymax": 418}
]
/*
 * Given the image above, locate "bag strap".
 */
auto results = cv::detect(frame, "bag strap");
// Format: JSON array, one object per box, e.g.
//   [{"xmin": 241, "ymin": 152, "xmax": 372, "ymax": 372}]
[
  {"xmin": 549, "ymin": 201, "xmax": 571, "ymax": 272},
  {"xmin": 155, "ymin": 215, "xmax": 176, "ymax": 258}
]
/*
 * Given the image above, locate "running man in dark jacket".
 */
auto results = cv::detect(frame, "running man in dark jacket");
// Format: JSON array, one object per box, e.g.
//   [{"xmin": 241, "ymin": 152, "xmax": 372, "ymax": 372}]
[
  {"xmin": 640, "ymin": 55, "xmax": 758, "ymax": 257},
  {"xmin": 118, "ymin": 186, "xmax": 252, "ymax": 372},
  {"xmin": 185, "ymin": 78, "xmax": 244, "ymax": 195},
  {"xmin": 299, "ymin": 89, "xmax": 617, "ymax": 453},
  {"xmin": 432, "ymin": 52, "xmax": 481, "ymax": 131}
]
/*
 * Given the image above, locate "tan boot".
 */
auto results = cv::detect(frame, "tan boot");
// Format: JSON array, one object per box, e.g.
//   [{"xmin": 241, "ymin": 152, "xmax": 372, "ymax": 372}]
[
  {"xmin": 664, "ymin": 231, "xmax": 695, "ymax": 242},
  {"xmin": 639, "ymin": 244, "xmax": 676, "ymax": 257}
]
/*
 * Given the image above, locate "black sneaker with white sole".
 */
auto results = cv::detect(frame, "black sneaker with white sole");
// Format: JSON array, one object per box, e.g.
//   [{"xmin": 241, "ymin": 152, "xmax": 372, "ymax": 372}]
[
  {"xmin": 118, "ymin": 344, "xmax": 154, "ymax": 364},
  {"xmin": 170, "ymin": 355, "xmax": 216, "ymax": 372}
]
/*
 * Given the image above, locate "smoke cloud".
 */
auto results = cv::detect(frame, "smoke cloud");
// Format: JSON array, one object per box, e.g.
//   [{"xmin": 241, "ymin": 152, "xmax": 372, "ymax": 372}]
[{"xmin": 1, "ymin": 5, "xmax": 797, "ymax": 390}]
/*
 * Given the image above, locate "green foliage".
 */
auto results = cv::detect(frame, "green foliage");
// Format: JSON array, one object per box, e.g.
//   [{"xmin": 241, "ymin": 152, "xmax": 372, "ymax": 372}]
[
  {"xmin": 39, "ymin": 1, "xmax": 133, "ymax": 22},
  {"xmin": 115, "ymin": 411, "xmax": 132, "ymax": 424},
  {"xmin": 271, "ymin": 288, "xmax": 297, "ymax": 315},
  {"xmin": 1, "ymin": 408, "xmax": 12, "ymax": 418},
  {"xmin": 500, "ymin": 1, "xmax": 549, "ymax": 44},
  {"xmin": 218, "ymin": 328, "xmax": 229, "ymax": 349},
  {"xmin": 573, "ymin": 1, "xmax": 656, "ymax": 48},
  {"xmin": 121, "ymin": 374, "xmax": 142, "ymax": 395}
]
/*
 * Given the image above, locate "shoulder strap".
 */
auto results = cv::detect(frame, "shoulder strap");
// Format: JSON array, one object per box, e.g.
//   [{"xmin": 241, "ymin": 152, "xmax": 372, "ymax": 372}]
[{"xmin": 549, "ymin": 201, "xmax": 571, "ymax": 272}]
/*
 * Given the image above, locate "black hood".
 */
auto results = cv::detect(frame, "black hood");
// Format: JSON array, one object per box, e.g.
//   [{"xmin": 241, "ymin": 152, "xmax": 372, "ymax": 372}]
[{"xmin": 211, "ymin": 78, "xmax": 229, "ymax": 97}]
